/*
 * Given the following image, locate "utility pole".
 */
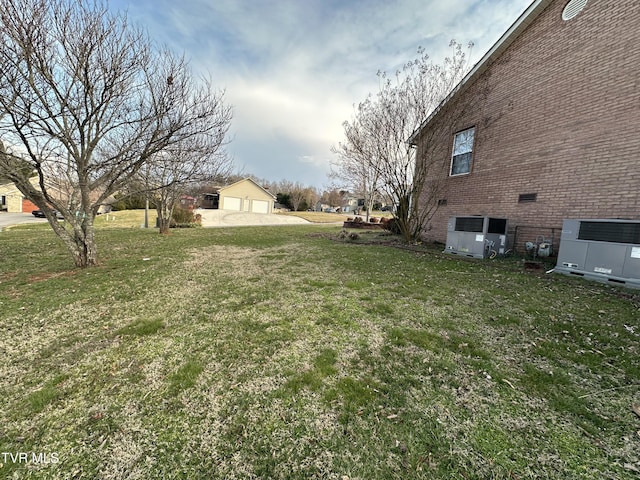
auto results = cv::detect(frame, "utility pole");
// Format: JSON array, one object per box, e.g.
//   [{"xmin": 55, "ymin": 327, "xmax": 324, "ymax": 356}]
[{"xmin": 144, "ymin": 196, "xmax": 149, "ymax": 228}]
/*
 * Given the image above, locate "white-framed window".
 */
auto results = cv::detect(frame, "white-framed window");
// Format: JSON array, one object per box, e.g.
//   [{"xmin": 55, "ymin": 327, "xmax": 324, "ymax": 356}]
[{"xmin": 450, "ymin": 127, "xmax": 475, "ymax": 176}]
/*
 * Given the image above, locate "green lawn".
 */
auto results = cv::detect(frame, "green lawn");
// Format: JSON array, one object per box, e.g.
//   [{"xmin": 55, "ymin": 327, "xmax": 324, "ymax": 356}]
[{"xmin": 0, "ymin": 223, "xmax": 639, "ymax": 479}]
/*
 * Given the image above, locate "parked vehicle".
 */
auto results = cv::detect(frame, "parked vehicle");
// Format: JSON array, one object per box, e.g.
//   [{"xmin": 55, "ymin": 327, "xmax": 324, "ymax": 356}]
[{"xmin": 32, "ymin": 209, "xmax": 64, "ymax": 219}]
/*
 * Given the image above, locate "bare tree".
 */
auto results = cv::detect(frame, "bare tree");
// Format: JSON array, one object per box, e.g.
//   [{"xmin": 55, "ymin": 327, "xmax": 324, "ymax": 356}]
[
  {"xmin": 142, "ymin": 127, "xmax": 232, "ymax": 235},
  {"xmin": 0, "ymin": 0, "xmax": 232, "ymax": 266},
  {"xmin": 302, "ymin": 186, "xmax": 319, "ymax": 212},
  {"xmin": 333, "ymin": 41, "xmax": 472, "ymax": 241},
  {"xmin": 137, "ymin": 50, "xmax": 233, "ymax": 234},
  {"xmin": 321, "ymin": 189, "xmax": 345, "ymax": 209},
  {"xmin": 287, "ymin": 182, "xmax": 311, "ymax": 212},
  {"xmin": 267, "ymin": 179, "xmax": 317, "ymax": 211},
  {"xmin": 330, "ymin": 108, "xmax": 382, "ymax": 221}
]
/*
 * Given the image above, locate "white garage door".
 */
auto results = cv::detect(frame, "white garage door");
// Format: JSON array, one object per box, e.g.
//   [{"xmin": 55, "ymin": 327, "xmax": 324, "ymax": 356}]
[
  {"xmin": 251, "ymin": 200, "xmax": 269, "ymax": 214},
  {"xmin": 223, "ymin": 196, "xmax": 242, "ymax": 211}
]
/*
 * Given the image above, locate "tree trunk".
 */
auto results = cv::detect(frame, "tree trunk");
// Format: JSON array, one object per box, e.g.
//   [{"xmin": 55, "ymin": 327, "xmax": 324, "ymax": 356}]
[
  {"xmin": 365, "ymin": 196, "xmax": 375, "ymax": 223},
  {"xmin": 69, "ymin": 237, "xmax": 99, "ymax": 267},
  {"xmin": 80, "ymin": 219, "xmax": 99, "ymax": 267},
  {"xmin": 395, "ymin": 194, "xmax": 413, "ymax": 243},
  {"xmin": 158, "ymin": 217, "xmax": 171, "ymax": 234},
  {"xmin": 52, "ymin": 215, "xmax": 100, "ymax": 267}
]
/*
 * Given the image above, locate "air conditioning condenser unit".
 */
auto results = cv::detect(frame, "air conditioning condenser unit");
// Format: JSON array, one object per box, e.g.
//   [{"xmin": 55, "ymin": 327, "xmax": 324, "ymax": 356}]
[
  {"xmin": 444, "ymin": 216, "xmax": 509, "ymax": 259},
  {"xmin": 555, "ymin": 219, "xmax": 640, "ymax": 289}
]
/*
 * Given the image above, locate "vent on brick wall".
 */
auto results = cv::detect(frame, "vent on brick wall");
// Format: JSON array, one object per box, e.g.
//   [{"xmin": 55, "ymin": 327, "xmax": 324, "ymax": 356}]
[
  {"xmin": 518, "ymin": 193, "xmax": 537, "ymax": 203},
  {"xmin": 562, "ymin": 0, "xmax": 588, "ymax": 21}
]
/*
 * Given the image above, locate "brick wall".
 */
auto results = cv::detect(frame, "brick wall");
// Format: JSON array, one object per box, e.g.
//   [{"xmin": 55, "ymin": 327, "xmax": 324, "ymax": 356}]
[
  {"xmin": 21, "ymin": 198, "xmax": 38, "ymax": 213},
  {"xmin": 416, "ymin": 0, "xmax": 640, "ymax": 249}
]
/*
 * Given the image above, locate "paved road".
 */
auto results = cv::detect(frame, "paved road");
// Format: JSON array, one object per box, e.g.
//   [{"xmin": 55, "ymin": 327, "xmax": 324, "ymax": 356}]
[
  {"xmin": 0, "ymin": 212, "xmax": 47, "ymax": 230},
  {"xmin": 196, "ymin": 209, "xmax": 310, "ymax": 227}
]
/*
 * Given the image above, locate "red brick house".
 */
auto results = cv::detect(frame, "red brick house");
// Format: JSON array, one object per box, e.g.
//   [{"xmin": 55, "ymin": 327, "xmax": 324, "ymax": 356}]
[{"xmin": 409, "ymin": 0, "xmax": 640, "ymax": 250}]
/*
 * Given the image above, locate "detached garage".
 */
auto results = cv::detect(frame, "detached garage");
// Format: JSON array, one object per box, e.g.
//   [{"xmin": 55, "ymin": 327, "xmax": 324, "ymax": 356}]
[
  {"xmin": 222, "ymin": 196, "xmax": 242, "ymax": 211},
  {"xmin": 207, "ymin": 178, "xmax": 276, "ymax": 214},
  {"xmin": 251, "ymin": 200, "xmax": 270, "ymax": 214}
]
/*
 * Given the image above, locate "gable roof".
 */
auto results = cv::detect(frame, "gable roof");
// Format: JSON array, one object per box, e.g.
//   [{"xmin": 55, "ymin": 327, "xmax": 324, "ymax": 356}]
[
  {"xmin": 218, "ymin": 177, "xmax": 276, "ymax": 199},
  {"xmin": 408, "ymin": 0, "xmax": 553, "ymax": 145}
]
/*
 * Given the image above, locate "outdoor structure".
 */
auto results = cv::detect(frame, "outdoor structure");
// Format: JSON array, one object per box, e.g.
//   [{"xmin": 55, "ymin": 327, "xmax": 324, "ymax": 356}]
[
  {"xmin": 0, "ymin": 178, "xmax": 114, "ymax": 214},
  {"xmin": 201, "ymin": 178, "xmax": 275, "ymax": 214},
  {"xmin": 179, "ymin": 195, "xmax": 197, "ymax": 210},
  {"xmin": 409, "ymin": 0, "xmax": 640, "ymax": 250},
  {"xmin": 340, "ymin": 195, "xmax": 360, "ymax": 213},
  {"xmin": 555, "ymin": 218, "xmax": 640, "ymax": 289},
  {"xmin": 444, "ymin": 216, "xmax": 509, "ymax": 259},
  {"xmin": 0, "ymin": 178, "xmax": 41, "ymax": 213}
]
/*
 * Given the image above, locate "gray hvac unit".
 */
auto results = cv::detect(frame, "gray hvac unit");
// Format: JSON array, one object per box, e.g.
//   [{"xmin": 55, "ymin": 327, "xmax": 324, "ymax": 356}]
[
  {"xmin": 444, "ymin": 216, "xmax": 509, "ymax": 259},
  {"xmin": 555, "ymin": 219, "xmax": 640, "ymax": 289}
]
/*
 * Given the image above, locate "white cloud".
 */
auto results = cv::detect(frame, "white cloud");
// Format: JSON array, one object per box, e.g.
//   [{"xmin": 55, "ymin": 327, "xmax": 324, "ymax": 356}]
[{"xmin": 112, "ymin": 0, "xmax": 532, "ymax": 188}]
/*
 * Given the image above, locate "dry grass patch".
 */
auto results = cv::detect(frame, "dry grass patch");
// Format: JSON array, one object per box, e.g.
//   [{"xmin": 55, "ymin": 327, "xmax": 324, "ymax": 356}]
[
  {"xmin": 280, "ymin": 211, "xmax": 345, "ymax": 223},
  {"xmin": 0, "ymin": 224, "xmax": 639, "ymax": 478}
]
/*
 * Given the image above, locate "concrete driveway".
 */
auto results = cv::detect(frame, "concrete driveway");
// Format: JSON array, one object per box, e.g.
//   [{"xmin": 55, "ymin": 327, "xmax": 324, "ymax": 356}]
[
  {"xmin": 0, "ymin": 212, "xmax": 47, "ymax": 230},
  {"xmin": 196, "ymin": 209, "xmax": 310, "ymax": 227}
]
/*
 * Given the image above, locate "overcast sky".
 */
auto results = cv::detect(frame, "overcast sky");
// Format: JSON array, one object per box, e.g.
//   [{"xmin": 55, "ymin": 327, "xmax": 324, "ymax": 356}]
[{"xmin": 109, "ymin": 0, "xmax": 532, "ymax": 190}]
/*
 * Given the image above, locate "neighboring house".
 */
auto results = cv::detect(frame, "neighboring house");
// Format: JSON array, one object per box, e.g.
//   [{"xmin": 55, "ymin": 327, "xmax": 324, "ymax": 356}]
[
  {"xmin": 179, "ymin": 195, "xmax": 197, "ymax": 210},
  {"xmin": 97, "ymin": 199, "xmax": 115, "ymax": 215},
  {"xmin": 409, "ymin": 0, "xmax": 640, "ymax": 248},
  {"xmin": 0, "ymin": 178, "xmax": 115, "ymax": 214},
  {"xmin": 341, "ymin": 195, "xmax": 360, "ymax": 213},
  {"xmin": 0, "ymin": 178, "xmax": 40, "ymax": 213},
  {"xmin": 315, "ymin": 201, "xmax": 330, "ymax": 212},
  {"xmin": 201, "ymin": 178, "xmax": 275, "ymax": 214}
]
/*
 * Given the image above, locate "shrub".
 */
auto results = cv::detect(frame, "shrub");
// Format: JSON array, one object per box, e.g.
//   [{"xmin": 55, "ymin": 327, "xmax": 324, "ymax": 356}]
[
  {"xmin": 382, "ymin": 217, "xmax": 401, "ymax": 234},
  {"xmin": 353, "ymin": 217, "xmax": 363, "ymax": 223},
  {"xmin": 337, "ymin": 229, "xmax": 359, "ymax": 241},
  {"xmin": 171, "ymin": 207, "xmax": 197, "ymax": 228},
  {"xmin": 369, "ymin": 217, "xmax": 379, "ymax": 224},
  {"xmin": 111, "ymin": 193, "xmax": 151, "ymax": 211}
]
